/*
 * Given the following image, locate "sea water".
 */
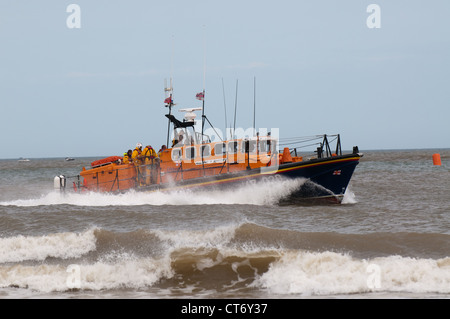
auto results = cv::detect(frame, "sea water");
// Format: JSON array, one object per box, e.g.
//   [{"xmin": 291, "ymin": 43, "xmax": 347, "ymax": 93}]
[{"xmin": 0, "ymin": 149, "xmax": 449, "ymax": 300}]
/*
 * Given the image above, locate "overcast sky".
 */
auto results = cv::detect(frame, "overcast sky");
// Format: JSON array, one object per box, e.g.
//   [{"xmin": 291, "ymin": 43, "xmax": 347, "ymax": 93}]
[{"xmin": 1, "ymin": 1, "xmax": 449, "ymax": 159}]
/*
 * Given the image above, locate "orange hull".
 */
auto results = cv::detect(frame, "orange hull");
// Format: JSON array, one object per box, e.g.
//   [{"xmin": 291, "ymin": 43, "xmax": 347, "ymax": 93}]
[
  {"xmin": 80, "ymin": 163, "xmax": 137, "ymax": 192},
  {"xmin": 77, "ymin": 141, "xmax": 298, "ymax": 193}
]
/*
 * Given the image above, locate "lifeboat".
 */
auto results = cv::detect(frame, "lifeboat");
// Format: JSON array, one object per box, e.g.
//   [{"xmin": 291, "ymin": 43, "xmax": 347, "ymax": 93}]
[{"xmin": 56, "ymin": 85, "xmax": 363, "ymax": 204}]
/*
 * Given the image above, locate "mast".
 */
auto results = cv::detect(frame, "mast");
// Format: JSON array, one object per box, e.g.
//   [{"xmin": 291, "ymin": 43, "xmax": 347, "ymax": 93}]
[
  {"xmin": 233, "ymin": 79, "xmax": 238, "ymax": 139},
  {"xmin": 164, "ymin": 78, "xmax": 174, "ymax": 148},
  {"xmin": 201, "ymin": 26, "xmax": 206, "ymax": 174},
  {"xmin": 222, "ymin": 78, "xmax": 228, "ymax": 140},
  {"xmin": 253, "ymin": 76, "xmax": 256, "ymax": 136},
  {"xmin": 201, "ymin": 89, "xmax": 206, "ymax": 175},
  {"xmin": 201, "ymin": 90, "xmax": 205, "ymax": 144},
  {"xmin": 165, "ymin": 36, "xmax": 175, "ymax": 148},
  {"xmin": 201, "ymin": 26, "xmax": 206, "ymax": 146}
]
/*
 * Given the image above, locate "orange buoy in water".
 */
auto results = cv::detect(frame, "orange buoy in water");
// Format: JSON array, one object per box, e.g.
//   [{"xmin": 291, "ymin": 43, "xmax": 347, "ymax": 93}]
[
  {"xmin": 282, "ymin": 147, "xmax": 293, "ymax": 163},
  {"xmin": 432, "ymin": 153, "xmax": 442, "ymax": 166}
]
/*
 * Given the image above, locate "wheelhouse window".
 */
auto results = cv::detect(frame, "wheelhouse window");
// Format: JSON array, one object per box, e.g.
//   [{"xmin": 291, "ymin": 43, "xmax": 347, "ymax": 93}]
[
  {"xmin": 242, "ymin": 140, "xmax": 257, "ymax": 154},
  {"xmin": 185, "ymin": 146, "xmax": 196, "ymax": 160},
  {"xmin": 259, "ymin": 140, "xmax": 269, "ymax": 153},
  {"xmin": 171, "ymin": 148, "xmax": 182, "ymax": 161},
  {"xmin": 259, "ymin": 139, "xmax": 276, "ymax": 153},
  {"xmin": 201, "ymin": 145, "xmax": 211, "ymax": 158},
  {"xmin": 214, "ymin": 143, "xmax": 226, "ymax": 156},
  {"xmin": 227, "ymin": 141, "xmax": 239, "ymax": 154}
]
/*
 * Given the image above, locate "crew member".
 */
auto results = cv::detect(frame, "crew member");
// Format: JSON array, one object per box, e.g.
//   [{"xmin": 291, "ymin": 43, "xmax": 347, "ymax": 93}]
[
  {"xmin": 178, "ymin": 131, "xmax": 184, "ymax": 145},
  {"xmin": 132, "ymin": 143, "xmax": 143, "ymax": 185},
  {"xmin": 158, "ymin": 145, "xmax": 167, "ymax": 157},
  {"xmin": 141, "ymin": 145, "xmax": 158, "ymax": 185},
  {"xmin": 132, "ymin": 143, "xmax": 143, "ymax": 163},
  {"xmin": 123, "ymin": 152, "xmax": 130, "ymax": 164},
  {"xmin": 141, "ymin": 145, "xmax": 157, "ymax": 160},
  {"xmin": 172, "ymin": 130, "xmax": 185, "ymax": 147}
]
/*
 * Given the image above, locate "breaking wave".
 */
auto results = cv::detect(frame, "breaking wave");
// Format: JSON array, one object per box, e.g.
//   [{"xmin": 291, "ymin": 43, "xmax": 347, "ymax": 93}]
[{"xmin": 1, "ymin": 224, "xmax": 448, "ymax": 296}]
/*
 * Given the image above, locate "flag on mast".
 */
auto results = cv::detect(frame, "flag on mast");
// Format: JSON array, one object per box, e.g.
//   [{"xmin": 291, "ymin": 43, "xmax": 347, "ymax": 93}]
[
  {"xmin": 164, "ymin": 96, "xmax": 173, "ymax": 105},
  {"xmin": 196, "ymin": 92, "xmax": 204, "ymax": 101}
]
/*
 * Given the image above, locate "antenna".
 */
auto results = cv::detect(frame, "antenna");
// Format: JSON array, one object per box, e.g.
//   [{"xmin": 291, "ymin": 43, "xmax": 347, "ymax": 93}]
[
  {"xmin": 201, "ymin": 26, "xmax": 207, "ymax": 176},
  {"xmin": 233, "ymin": 79, "xmax": 238, "ymax": 139},
  {"xmin": 222, "ymin": 78, "xmax": 228, "ymax": 140},
  {"xmin": 201, "ymin": 25, "xmax": 207, "ymax": 147},
  {"xmin": 202, "ymin": 25, "xmax": 207, "ymax": 94},
  {"xmin": 253, "ymin": 76, "xmax": 256, "ymax": 136},
  {"xmin": 171, "ymin": 35, "xmax": 174, "ymax": 82},
  {"xmin": 164, "ymin": 36, "xmax": 175, "ymax": 148}
]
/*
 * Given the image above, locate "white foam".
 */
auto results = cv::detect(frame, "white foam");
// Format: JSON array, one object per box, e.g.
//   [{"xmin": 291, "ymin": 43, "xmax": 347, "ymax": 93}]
[
  {"xmin": 342, "ymin": 187, "xmax": 357, "ymax": 204},
  {"xmin": 3, "ymin": 248, "xmax": 448, "ymax": 295},
  {"xmin": 154, "ymin": 224, "xmax": 239, "ymax": 249},
  {"xmin": 0, "ymin": 178, "xmax": 305, "ymax": 207},
  {"xmin": 253, "ymin": 251, "xmax": 450, "ymax": 296},
  {"xmin": 78, "ymin": 255, "xmax": 174, "ymax": 291},
  {"xmin": 1, "ymin": 226, "xmax": 449, "ymax": 295},
  {"xmin": 0, "ymin": 255, "xmax": 173, "ymax": 293},
  {"xmin": 153, "ymin": 222, "xmax": 283, "ymax": 255},
  {"xmin": 0, "ymin": 229, "xmax": 97, "ymax": 263}
]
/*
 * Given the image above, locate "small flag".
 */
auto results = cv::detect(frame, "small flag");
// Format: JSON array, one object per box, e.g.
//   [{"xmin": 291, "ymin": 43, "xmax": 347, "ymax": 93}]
[
  {"xmin": 196, "ymin": 92, "xmax": 204, "ymax": 101},
  {"xmin": 164, "ymin": 97, "xmax": 172, "ymax": 105},
  {"xmin": 333, "ymin": 170, "xmax": 341, "ymax": 175}
]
